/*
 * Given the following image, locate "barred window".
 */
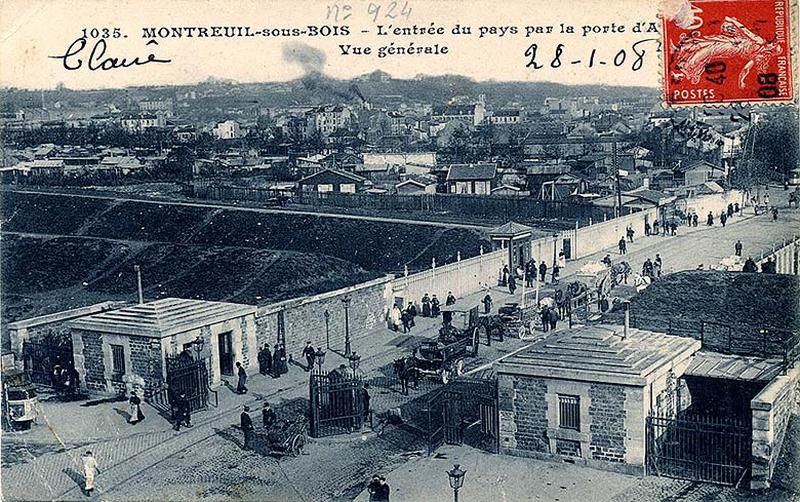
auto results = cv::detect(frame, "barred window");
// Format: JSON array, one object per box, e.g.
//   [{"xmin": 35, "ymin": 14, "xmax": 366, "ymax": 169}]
[
  {"xmin": 111, "ymin": 344, "xmax": 126, "ymax": 374},
  {"xmin": 558, "ymin": 394, "xmax": 580, "ymax": 430}
]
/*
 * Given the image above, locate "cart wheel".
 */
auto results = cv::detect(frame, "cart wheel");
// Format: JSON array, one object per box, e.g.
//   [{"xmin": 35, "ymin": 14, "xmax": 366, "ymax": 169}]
[
  {"xmin": 290, "ymin": 434, "xmax": 305, "ymax": 457},
  {"xmin": 471, "ymin": 328, "xmax": 481, "ymax": 356},
  {"xmin": 454, "ymin": 359, "xmax": 464, "ymax": 376},
  {"xmin": 441, "ymin": 369, "xmax": 450, "ymax": 384}
]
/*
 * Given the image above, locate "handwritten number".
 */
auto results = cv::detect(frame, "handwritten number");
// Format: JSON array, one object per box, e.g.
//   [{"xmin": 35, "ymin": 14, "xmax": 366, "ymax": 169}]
[
  {"xmin": 385, "ymin": 1, "xmax": 397, "ymax": 19},
  {"xmin": 367, "ymin": 3, "xmax": 380, "ymax": 22},
  {"xmin": 588, "ymin": 48, "xmax": 596, "ymax": 68},
  {"xmin": 525, "ymin": 44, "xmax": 543, "ymax": 69},
  {"xmin": 551, "ymin": 44, "xmax": 564, "ymax": 68},
  {"xmin": 400, "ymin": 1, "xmax": 412, "ymax": 20},
  {"xmin": 613, "ymin": 49, "xmax": 626, "ymax": 66}
]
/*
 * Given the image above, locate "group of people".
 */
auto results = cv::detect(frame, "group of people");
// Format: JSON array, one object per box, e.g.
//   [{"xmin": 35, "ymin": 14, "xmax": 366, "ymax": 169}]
[
  {"xmin": 641, "ymin": 254, "xmax": 663, "ymax": 281},
  {"xmin": 421, "ymin": 293, "xmax": 444, "ymax": 317},
  {"xmin": 501, "ymin": 254, "xmax": 565, "ymax": 292},
  {"xmin": 707, "ymin": 202, "xmax": 742, "ymax": 228},
  {"xmin": 540, "ymin": 305, "xmax": 560, "ymax": 332},
  {"xmin": 390, "ymin": 301, "xmax": 419, "ymax": 333},
  {"xmin": 51, "ymin": 364, "xmax": 80, "ymax": 398},
  {"xmin": 367, "ymin": 474, "xmax": 391, "ymax": 501},
  {"xmin": 239, "ymin": 401, "xmax": 278, "ymax": 450},
  {"xmin": 257, "ymin": 343, "xmax": 289, "ymax": 378}
]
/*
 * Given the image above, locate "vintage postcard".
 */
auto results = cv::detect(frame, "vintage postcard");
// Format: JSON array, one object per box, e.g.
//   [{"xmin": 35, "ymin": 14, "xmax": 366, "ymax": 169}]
[{"xmin": 1, "ymin": 0, "xmax": 798, "ymax": 501}]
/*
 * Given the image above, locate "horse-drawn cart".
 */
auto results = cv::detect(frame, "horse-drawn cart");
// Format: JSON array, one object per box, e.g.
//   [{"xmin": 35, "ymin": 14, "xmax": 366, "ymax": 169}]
[
  {"xmin": 411, "ymin": 306, "xmax": 482, "ymax": 383},
  {"xmin": 258, "ymin": 417, "xmax": 307, "ymax": 457}
]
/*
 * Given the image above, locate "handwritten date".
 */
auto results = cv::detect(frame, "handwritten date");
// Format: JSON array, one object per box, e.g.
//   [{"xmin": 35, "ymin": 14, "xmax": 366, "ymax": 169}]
[{"xmin": 525, "ymin": 38, "xmax": 659, "ymax": 72}]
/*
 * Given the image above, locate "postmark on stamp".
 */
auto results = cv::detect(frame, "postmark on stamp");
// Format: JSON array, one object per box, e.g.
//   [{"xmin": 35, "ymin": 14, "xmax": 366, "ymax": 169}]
[{"xmin": 661, "ymin": 0, "xmax": 794, "ymax": 106}]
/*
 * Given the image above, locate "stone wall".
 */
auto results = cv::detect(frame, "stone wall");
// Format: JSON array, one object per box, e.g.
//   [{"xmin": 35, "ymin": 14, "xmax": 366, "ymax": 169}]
[
  {"xmin": 751, "ymin": 366, "xmax": 800, "ymax": 490},
  {"xmin": 255, "ymin": 276, "xmax": 393, "ymax": 361},
  {"xmin": 589, "ymin": 383, "xmax": 627, "ymax": 463},
  {"xmin": 498, "ymin": 375, "xmax": 549, "ymax": 454},
  {"xmin": 129, "ymin": 335, "xmax": 164, "ymax": 395},
  {"xmin": 78, "ymin": 330, "xmax": 106, "ymax": 392},
  {"xmin": 678, "ymin": 190, "xmax": 746, "ymax": 220}
]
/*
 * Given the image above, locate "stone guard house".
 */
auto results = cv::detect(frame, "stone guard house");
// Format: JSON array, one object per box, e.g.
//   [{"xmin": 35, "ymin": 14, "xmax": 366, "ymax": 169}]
[
  {"xmin": 495, "ymin": 325, "xmax": 700, "ymax": 475},
  {"xmin": 69, "ymin": 298, "xmax": 257, "ymax": 394}
]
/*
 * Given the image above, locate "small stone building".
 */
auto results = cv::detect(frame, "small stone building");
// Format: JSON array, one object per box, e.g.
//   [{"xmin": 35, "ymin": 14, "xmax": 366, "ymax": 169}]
[
  {"xmin": 495, "ymin": 325, "xmax": 700, "ymax": 475},
  {"xmin": 69, "ymin": 298, "xmax": 258, "ymax": 394}
]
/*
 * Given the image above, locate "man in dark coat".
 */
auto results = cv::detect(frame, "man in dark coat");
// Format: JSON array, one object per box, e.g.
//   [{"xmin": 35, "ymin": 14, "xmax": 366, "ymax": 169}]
[
  {"xmin": 421, "ymin": 293, "xmax": 431, "ymax": 317},
  {"xmin": 481, "ymin": 293, "xmax": 493, "ymax": 314},
  {"xmin": 720, "ymin": 212, "xmax": 727, "ymax": 227},
  {"xmin": 541, "ymin": 306, "xmax": 550, "ymax": 332},
  {"xmin": 431, "ymin": 295, "xmax": 441, "ymax": 317},
  {"xmin": 272, "ymin": 346, "xmax": 282, "ymax": 378},
  {"xmin": 707, "ymin": 211, "xmax": 714, "ymax": 226},
  {"xmin": 258, "ymin": 344, "xmax": 272, "ymax": 376},
  {"xmin": 445, "ymin": 292, "xmax": 456, "ymax": 306},
  {"xmin": 548, "ymin": 306, "xmax": 559, "ymax": 330},
  {"xmin": 508, "ymin": 273, "xmax": 517, "ymax": 294},
  {"xmin": 302, "ymin": 341, "xmax": 316, "ymax": 372},
  {"xmin": 618, "ymin": 237, "xmax": 627, "ymax": 255},
  {"xmin": 743, "ymin": 257, "xmax": 758, "ymax": 272},
  {"xmin": 551, "ymin": 263, "xmax": 560, "ymax": 283},
  {"xmin": 173, "ymin": 393, "xmax": 191, "ymax": 430},
  {"xmin": 692, "ymin": 213, "xmax": 699, "ymax": 227},
  {"xmin": 501, "ymin": 265, "xmax": 509, "ymax": 286},
  {"xmin": 400, "ymin": 309, "xmax": 411, "ymax": 333},
  {"xmin": 262, "ymin": 401, "xmax": 277, "ymax": 429},
  {"xmin": 278, "ymin": 345, "xmax": 288, "ymax": 374},
  {"xmin": 539, "ymin": 262, "xmax": 547, "ymax": 283},
  {"xmin": 734, "ymin": 240, "xmax": 743, "ymax": 257},
  {"xmin": 525, "ymin": 259, "xmax": 536, "ymax": 287},
  {"xmin": 241, "ymin": 406, "xmax": 254, "ymax": 450},
  {"xmin": 236, "ymin": 362, "xmax": 248, "ymax": 394}
]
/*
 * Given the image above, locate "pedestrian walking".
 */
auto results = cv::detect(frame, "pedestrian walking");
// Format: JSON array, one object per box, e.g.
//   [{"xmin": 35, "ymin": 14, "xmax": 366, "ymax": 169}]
[
  {"xmin": 539, "ymin": 261, "xmax": 547, "ymax": 283},
  {"xmin": 258, "ymin": 344, "xmax": 272, "ymax": 376},
  {"xmin": 390, "ymin": 304, "xmax": 401, "ymax": 331},
  {"xmin": 302, "ymin": 341, "xmax": 315, "ymax": 371},
  {"xmin": 644, "ymin": 221, "xmax": 651, "ymax": 236},
  {"xmin": 368, "ymin": 475, "xmax": 382, "ymax": 502},
  {"xmin": 421, "ymin": 293, "xmax": 431, "ymax": 317},
  {"xmin": 727, "ymin": 203, "xmax": 734, "ymax": 219},
  {"xmin": 551, "ymin": 263, "xmax": 560, "ymax": 283},
  {"xmin": 241, "ymin": 406, "xmax": 254, "ymax": 450},
  {"xmin": 400, "ymin": 309, "xmax": 410, "ymax": 333},
  {"xmin": 548, "ymin": 306, "xmax": 559, "ymax": 331},
  {"xmin": 720, "ymin": 212, "xmax": 727, "ymax": 227},
  {"xmin": 278, "ymin": 344, "xmax": 288, "ymax": 375},
  {"xmin": 618, "ymin": 237, "xmax": 627, "ymax": 255},
  {"xmin": 654, "ymin": 254, "xmax": 663, "ymax": 278},
  {"xmin": 557, "ymin": 251, "xmax": 567, "ymax": 269},
  {"xmin": 692, "ymin": 213, "xmax": 699, "ymax": 227},
  {"xmin": 541, "ymin": 306, "xmax": 550, "ymax": 332},
  {"xmin": 446, "ymin": 291, "xmax": 456, "ymax": 306},
  {"xmin": 653, "ymin": 220, "xmax": 659, "ymax": 235},
  {"xmin": 236, "ymin": 362, "xmax": 248, "ymax": 394},
  {"xmin": 707, "ymin": 211, "xmax": 714, "ymax": 226},
  {"xmin": 482, "ymin": 293, "xmax": 493, "ymax": 314},
  {"xmin": 128, "ymin": 390, "xmax": 144, "ymax": 424},
  {"xmin": 734, "ymin": 240, "xmax": 743, "ymax": 257},
  {"xmin": 734, "ymin": 202, "xmax": 740, "ymax": 214},
  {"xmin": 508, "ymin": 273, "xmax": 517, "ymax": 294},
  {"xmin": 670, "ymin": 221, "xmax": 677, "ymax": 235},
  {"xmin": 643, "ymin": 258, "xmax": 654, "ymax": 280},
  {"xmin": 525, "ymin": 259, "xmax": 536, "ymax": 287},
  {"xmin": 81, "ymin": 451, "xmax": 99, "ymax": 496},
  {"xmin": 173, "ymin": 392, "xmax": 192, "ymax": 430},
  {"xmin": 626, "ymin": 225, "xmax": 635, "ymax": 243},
  {"xmin": 501, "ymin": 265, "xmax": 509, "ymax": 286},
  {"xmin": 772, "ymin": 207, "xmax": 779, "ymax": 221},
  {"xmin": 602, "ymin": 254, "xmax": 612, "ymax": 267},
  {"xmin": 431, "ymin": 295, "xmax": 441, "ymax": 316},
  {"xmin": 406, "ymin": 302, "xmax": 417, "ymax": 328}
]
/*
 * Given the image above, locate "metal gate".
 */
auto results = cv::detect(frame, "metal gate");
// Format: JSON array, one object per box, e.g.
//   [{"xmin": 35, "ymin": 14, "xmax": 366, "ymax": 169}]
[
  {"xmin": 309, "ymin": 369, "xmax": 364, "ymax": 438},
  {"xmin": 426, "ymin": 386, "xmax": 446, "ymax": 454},
  {"xmin": 646, "ymin": 414, "xmax": 752, "ymax": 486},
  {"xmin": 443, "ymin": 376, "xmax": 500, "ymax": 453},
  {"xmin": 166, "ymin": 355, "xmax": 209, "ymax": 412},
  {"xmin": 22, "ymin": 340, "xmax": 74, "ymax": 386}
]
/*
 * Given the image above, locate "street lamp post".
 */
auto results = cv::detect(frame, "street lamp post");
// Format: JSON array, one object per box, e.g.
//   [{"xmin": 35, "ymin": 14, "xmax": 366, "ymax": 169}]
[
  {"xmin": 552, "ymin": 233, "xmax": 559, "ymax": 266},
  {"xmin": 447, "ymin": 464, "xmax": 466, "ymax": 502},
  {"xmin": 348, "ymin": 352, "xmax": 361, "ymax": 371},
  {"xmin": 342, "ymin": 296, "xmax": 352, "ymax": 356},
  {"xmin": 324, "ymin": 310, "xmax": 331, "ymax": 349},
  {"xmin": 192, "ymin": 335, "xmax": 205, "ymax": 360}
]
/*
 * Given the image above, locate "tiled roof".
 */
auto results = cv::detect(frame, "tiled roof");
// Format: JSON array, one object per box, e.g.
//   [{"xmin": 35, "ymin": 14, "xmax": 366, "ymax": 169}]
[
  {"xmin": 69, "ymin": 298, "xmax": 256, "ymax": 338},
  {"xmin": 489, "ymin": 221, "xmax": 534, "ymax": 236},
  {"xmin": 497, "ymin": 325, "xmax": 700, "ymax": 385}
]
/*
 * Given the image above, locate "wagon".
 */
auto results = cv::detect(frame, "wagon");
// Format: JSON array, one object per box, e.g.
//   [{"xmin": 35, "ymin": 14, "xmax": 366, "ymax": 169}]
[
  {"xmin": 259, "ymin": 417, "xmax": 307, "ymax": 457},
  {"xmin": 411, "ymin": 306, "xmax": 481, "ymax": 383}
]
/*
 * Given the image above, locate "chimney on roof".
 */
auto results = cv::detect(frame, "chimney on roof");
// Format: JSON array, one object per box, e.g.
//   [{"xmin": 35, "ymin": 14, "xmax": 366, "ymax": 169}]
[{"xmin": 623, "ymin": 301, "xmax": 631, "ymax": 339}]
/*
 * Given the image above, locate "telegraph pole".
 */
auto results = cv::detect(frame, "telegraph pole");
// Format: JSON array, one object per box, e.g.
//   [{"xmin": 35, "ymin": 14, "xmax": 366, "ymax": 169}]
[
  {"xmin": 133, "ymin": 265, "xmax": 144, "ymax": 304},
  {"xmin": 613, "ymin": 140, "xmax": 622, "ymax": 217}
]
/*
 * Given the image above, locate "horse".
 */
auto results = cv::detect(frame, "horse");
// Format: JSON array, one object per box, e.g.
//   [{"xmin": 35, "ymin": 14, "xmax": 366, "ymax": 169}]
[{"xmin": 392, "ymin": 357, "xmax": 419, "ymax": 395}]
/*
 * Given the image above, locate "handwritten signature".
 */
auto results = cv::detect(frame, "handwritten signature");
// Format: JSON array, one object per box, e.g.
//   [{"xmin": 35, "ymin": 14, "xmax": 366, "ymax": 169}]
[{"xmin": 50, "ymin": 38, "xmax": 171, "ymax": 71}]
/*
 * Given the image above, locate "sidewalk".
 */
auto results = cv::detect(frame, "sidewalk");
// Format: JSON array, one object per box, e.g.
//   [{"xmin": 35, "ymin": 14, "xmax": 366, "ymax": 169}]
[{"xmin": 353, "ymin": 444, "xmax": 638, "ymax": 502}]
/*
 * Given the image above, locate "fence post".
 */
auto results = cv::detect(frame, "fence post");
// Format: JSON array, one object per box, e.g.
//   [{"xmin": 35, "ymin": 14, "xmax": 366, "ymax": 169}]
[
  {"xmin": 700, "ymin": 322, "xmax": 705, "ymax": 347},
  {"xmin": 727, "ymin": 326, "xmax": 732, "ymax": 354}
]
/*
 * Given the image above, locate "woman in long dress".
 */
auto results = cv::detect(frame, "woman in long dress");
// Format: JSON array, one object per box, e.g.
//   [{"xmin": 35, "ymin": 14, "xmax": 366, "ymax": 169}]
[{"xmin": 82, "ymin": 451, "xmax": 99, "ymax": 496}]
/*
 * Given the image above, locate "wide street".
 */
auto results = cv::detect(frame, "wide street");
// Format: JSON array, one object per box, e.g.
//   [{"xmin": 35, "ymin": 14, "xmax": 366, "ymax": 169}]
[{"xmin": 2, "ymin": 187, "xmax": 798, "ymax": 501}]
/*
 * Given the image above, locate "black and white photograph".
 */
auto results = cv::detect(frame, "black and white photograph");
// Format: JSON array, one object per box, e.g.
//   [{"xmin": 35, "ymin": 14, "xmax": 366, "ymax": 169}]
[{"xmin": 0, "ymin": 0, "xmax": 798, "ymax": 500}]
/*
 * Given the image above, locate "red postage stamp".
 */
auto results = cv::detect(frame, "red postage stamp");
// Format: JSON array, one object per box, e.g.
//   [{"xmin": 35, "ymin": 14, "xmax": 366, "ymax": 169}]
[{"xmin": 662, "ymin": 0, "xmax": 794, "ymax": 105}]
